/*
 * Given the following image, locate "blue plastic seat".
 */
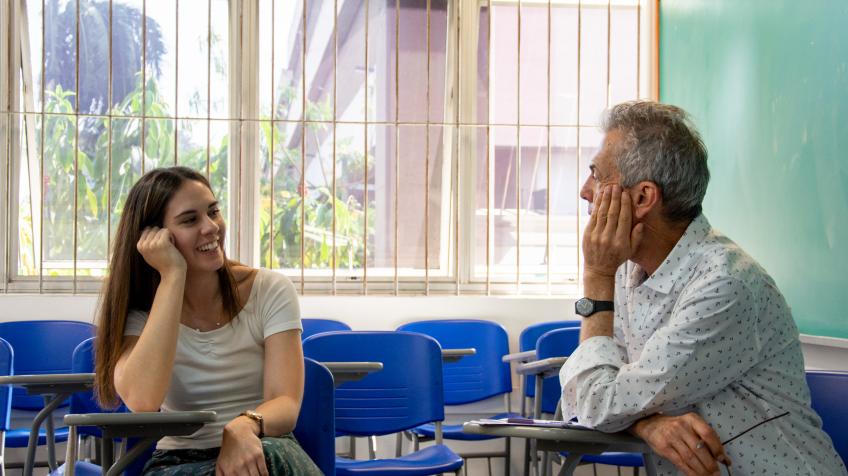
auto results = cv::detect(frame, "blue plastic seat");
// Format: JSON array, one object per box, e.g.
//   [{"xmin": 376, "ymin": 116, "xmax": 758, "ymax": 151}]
[
  {"xmin": 806, "ymin": 371, "xmax": 848, "ymax": 466},
  {"xmin": 536, "ymin": 328, "xmax": 646, "ymax": 474},
  {"xmin": 303, "ymin": 331, "xmax": 464, "ymax": 476},
  {"xmin": 0, "ymin": 320, "xmax": 94, "ymax": 470},
  {"xmin": 301, "ymin": 318, "xmax": 351, "ymax": 341},
  {"xmin": 396, "ymin": 319, "xmax": 519, "ymax": 472}
]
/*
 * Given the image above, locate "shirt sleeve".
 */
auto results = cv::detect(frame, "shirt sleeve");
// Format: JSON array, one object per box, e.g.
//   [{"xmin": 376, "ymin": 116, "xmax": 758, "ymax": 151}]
[
  {"xmin": 559, "ymin": 276, "xmax": 762, "ymax": 432},
  {"xmin": 256, "ymin": 270, "xmax": 302, "ymax": 339},
  {"xmin": 123, "ymin": 309, "xmax": 149, "ymax": 336}
]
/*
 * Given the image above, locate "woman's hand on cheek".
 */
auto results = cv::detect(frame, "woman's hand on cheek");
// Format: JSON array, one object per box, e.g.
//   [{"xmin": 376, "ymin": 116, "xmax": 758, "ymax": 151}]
[
  {"xmin": 216, "ymin": 418, "xmax": 269, "ymax": 476},
  {"xmin": 136, "ymin": 227, "xmax": 187, "ymax": 278}
]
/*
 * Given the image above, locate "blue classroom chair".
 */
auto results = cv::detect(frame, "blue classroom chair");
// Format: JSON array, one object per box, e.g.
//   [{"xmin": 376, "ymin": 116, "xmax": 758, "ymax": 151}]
[
  {"xmin": 303, "ymin": 331, "xmax": 464, "ymax": 476},
  {"xmin": 0, "ymin": 337, "xmax": 15, "ymax": 474},
  {"xmin": 301, "ymin": 318, "xmax": 351, "ymax": 341},
  {"xmin": 534, "ymin": 327, "xmax": 581, "ymax": 418},
  {"xmin": 294, "ymin": 358, "xmax": 337, "ymax": 475},
  {"xmin": 396, "ymin": 319, "xmax": 519, "ymax": 475},
  {"xmin": 806, "ymin": 371, "xmax": 848, "ymax": 466},
  {"xmin": 0, "ymin": 320, "xmax": 94, "ymax": 472},
  {"xmin": 517, "ymin": 320, "xmax": 580, "ymax": 416}
]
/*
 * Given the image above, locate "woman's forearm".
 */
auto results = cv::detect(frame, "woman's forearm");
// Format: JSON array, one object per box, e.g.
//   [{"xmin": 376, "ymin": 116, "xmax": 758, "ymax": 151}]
[{"xmin": 114, "ymin": 271, "xmax": 185, "ymax": 411}]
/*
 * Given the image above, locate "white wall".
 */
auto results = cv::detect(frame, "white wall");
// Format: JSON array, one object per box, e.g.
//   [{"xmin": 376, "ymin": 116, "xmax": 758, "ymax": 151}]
[{"xmin": 0, "ymin": 294, "xmax": 845, "ymax": 370}]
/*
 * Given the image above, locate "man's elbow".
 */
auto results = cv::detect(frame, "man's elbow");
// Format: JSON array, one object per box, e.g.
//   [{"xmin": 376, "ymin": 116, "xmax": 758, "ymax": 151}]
[{"xmin": 566, "ymin": 390, "xmax": 637, "ymax": 433}]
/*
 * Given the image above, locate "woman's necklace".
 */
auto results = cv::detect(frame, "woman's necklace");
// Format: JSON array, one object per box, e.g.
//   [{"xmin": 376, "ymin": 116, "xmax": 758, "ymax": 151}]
[{"xmin": 183, "ymin": 295, "xmax": 226, "ymax": 331}]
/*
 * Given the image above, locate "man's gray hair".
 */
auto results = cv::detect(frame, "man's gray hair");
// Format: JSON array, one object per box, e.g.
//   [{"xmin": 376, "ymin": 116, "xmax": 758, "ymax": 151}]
[{"xmin": 601, "ymin": 101, "xmax": 709, "ymax": 223}]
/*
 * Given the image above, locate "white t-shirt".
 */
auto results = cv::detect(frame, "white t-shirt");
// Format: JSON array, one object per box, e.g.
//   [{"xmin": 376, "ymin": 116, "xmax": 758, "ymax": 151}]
[{"xmin": 124, "ymin": 269, "xmax": 302, "ymax": 449}]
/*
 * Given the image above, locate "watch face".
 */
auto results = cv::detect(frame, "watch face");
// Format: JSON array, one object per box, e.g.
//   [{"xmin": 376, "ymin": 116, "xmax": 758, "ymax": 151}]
[{"xmin": 575, "ymin": 298, "xmax": 593, "ymax": 316}]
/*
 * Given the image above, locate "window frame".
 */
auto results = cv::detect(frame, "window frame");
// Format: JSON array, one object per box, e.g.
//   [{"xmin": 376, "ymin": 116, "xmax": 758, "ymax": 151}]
[{"xmin": 1, "ymin": 0, "xmax": 656, "ymax": 295}]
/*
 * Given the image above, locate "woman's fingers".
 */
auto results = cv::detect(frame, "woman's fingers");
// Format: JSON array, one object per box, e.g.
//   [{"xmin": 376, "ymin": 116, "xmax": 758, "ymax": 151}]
[{"xmin": 257, "ymin": 458, "xmax": 269, "ymax": 476}]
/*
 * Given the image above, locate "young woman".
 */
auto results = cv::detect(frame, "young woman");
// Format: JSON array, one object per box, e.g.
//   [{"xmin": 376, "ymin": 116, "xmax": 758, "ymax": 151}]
[{"xmin": 94, "ymin": 166, "xmax": 322, "ymax": 476}]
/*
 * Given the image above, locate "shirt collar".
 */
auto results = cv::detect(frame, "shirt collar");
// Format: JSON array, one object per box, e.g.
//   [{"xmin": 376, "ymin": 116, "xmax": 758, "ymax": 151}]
[{"xmin": 635, "ymin": 214, "xmax": 712, "ymax": 294}]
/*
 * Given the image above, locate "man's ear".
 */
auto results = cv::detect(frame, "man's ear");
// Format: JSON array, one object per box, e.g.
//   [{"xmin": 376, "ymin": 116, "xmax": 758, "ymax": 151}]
[{"xmin": 631, "ymin": 181, "xmax": 660, "ymax": 220}]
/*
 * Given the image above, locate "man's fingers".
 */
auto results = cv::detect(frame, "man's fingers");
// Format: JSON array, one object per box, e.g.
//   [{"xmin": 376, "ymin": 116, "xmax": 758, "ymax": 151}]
[
  {"xmin": 690, "ymin": 416, "xmax": 730, "ymax": 465},
  {"xmin": 683, "ymin": 434, "xmax": 721, "ymax": 474},
  {"xmin": 598, "ymin": 185, "xmax": 613, "ymax": 219},
  {"xmin": 614, "ymin": 189, "xmax": 633, "ymax": 243},
  {"xmin": 663, "ymin": 444, "xmax": 700, "ymax": 476},
  {"xmin": 604, "ymin": 185, "xmax": 622, "ymax": 234},
  {"xmin": 669, "ymin": 438, "xmax": 711, "ymax": 476}
]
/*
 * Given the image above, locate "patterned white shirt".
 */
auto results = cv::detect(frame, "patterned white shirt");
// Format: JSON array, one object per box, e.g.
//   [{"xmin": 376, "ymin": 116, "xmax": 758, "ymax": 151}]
[{"xmin": 560, "ymin": 214, "xmax": 847, "ymax": 475}]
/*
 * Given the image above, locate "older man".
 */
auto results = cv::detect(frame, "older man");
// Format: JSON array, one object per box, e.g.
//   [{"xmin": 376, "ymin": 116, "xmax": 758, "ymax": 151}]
[{"xmin": 560, "ymin": 101, "xmax": 846, "ymax": 476}]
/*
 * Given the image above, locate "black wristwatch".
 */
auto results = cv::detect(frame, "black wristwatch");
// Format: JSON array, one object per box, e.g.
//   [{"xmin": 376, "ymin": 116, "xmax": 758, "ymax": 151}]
[{"xmin": 574, "ymin": 297, "xmax": 614, "ymax": 317}]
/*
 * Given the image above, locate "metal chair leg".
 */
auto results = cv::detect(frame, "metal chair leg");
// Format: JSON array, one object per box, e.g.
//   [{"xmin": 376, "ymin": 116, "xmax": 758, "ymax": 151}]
[
  {"xmin": 505, "ymin": 436, "xmax": 511, "ymax": 476},
  {"xmin": 368, "ymin": 435, "xmax": 377, "ymax": 460}
]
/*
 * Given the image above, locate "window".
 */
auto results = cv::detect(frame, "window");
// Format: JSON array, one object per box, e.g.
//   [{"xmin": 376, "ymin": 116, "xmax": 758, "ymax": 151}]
[{"xmin": 1, "ymin": 0, "xmax": 649, "ymax": 295}]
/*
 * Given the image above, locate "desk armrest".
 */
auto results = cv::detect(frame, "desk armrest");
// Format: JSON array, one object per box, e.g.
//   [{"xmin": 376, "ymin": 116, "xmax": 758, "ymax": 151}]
[
  {"xmin": 515, "ymin": 357, "xmax": 567, "ymax": 378},
  {"xmin": 64, "ymin": 411, "xmax": 217, "ymax": 476},
  {"xmin": 502, "ymin": 350, "xmax": 537, "ymax": 364},
  {"xmin": 64, "ymin": 411, "xmax": 217, "ymax": 439},
  {"xmin": 441, "ymin": 348, "xmax": 476, "ymax": 363}
]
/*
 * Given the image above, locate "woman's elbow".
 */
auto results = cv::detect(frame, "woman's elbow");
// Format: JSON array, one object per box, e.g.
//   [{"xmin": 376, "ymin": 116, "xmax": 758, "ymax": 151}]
[
  {"xmin": 121, "ymin": 395, "xmax": 163, "ymax": 413},
  {"xmin": 116, "ymin": 381, "xmax": 164, "ymax": 412}
]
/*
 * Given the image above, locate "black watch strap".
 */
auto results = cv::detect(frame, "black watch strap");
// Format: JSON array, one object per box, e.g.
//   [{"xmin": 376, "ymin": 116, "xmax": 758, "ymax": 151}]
[
  {"xmin": 575, "ymin": 297, "xmax": 614, "ymax": 317},
  {"xmin": 592, "ymin": 300, "xmax": 614, "ymax": 313}
]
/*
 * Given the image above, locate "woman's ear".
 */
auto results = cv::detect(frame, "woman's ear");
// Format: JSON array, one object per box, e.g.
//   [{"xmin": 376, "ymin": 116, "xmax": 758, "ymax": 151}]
[{"xmin": 631, "ymin": 181, "xmax": 660, "ymax": 220}]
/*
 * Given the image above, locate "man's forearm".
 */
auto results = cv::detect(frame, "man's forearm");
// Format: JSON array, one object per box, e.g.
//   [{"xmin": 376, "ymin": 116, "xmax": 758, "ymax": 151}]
[{"xmin": 580, "ymin": 272, "xmax": 615, "ymax": 342}]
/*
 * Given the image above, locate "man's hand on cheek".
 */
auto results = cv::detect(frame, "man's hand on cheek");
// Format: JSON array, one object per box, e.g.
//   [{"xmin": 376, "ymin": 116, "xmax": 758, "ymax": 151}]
[{"xmin": 582, "ymin": 184, "xmax": 643, "ymax": 278}]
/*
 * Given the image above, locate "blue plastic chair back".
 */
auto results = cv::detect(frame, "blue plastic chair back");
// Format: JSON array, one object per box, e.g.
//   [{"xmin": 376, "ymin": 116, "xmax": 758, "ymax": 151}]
[
  {"xmin": 303, "ymin": 331, "xmax": 445, "ymax": 436},
  {"xmin": 301, "ymin": 318, "xmax": 351, "ymax": 341},
  {"xmin": 294, "ymin": 358, "xmax": 336, "ymax": 475},
  {"xmin": 536, "ymin": 327, "xmax": 581, "ymax": 414},
  {"xmin": 806, "ymin": 371, "xmax": 848, "ymax": 465},
  {"xmin": 0, "ymin": 337, "xmax": 14, "ymax": 432},
  {"xmin": 70, "ymin": 338, "xmax": 128, "ymax": 437},
  {"xmin": 397, "ymin": 319, "xmax": 511, "ymax": 404},
  {"xmin": 519, "ymin": 320, "xmax": 580, "ymax": 398},
  {"xmin": 0, "ymin": 320, "xmax": 95, "ymax": 410}
]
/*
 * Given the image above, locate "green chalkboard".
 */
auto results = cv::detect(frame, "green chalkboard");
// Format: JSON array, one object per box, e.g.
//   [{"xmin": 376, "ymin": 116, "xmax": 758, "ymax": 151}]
[{"xmin": 659, "ymin": 0, "xmax": 848, "ymax": 339}]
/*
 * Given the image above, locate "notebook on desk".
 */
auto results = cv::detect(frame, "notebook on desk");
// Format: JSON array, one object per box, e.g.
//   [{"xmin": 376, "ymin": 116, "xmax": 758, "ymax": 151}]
[{"xmin": 470, "ymin": 417, "xmax": 591, "ymax": 430}]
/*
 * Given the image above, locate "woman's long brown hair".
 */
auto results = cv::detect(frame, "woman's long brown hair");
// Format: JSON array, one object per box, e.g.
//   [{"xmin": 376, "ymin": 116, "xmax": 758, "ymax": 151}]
[{"xmin": 94, "ymin": 166, "xmax": 241, "ymax": 408}]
